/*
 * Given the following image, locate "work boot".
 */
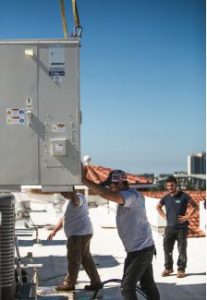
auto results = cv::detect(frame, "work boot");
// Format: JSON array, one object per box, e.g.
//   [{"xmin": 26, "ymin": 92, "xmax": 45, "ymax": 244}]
[
  {"xmin": 177, "ymin": 270, "xmax": 185, "ymax": 278},
  {"xmin": 84, "ymin": 282, "xmax": 103, "ymax": 291},
  {"xmin": 55, "ymin": 280, "xmax": 75, "ymax": 292},
  {"xmin": 161, "ymin": 269, "xmax": 174, "ymax": 277}
]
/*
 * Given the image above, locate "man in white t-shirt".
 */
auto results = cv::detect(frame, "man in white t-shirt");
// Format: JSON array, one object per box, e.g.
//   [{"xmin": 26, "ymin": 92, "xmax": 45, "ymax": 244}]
[
  {"xmin": 48, "ymin": 190, "xmax": 102, "ymax": 292},
  {"xmin": 82, "ymin": 168, "xmax": 160, "ymax": 300}
]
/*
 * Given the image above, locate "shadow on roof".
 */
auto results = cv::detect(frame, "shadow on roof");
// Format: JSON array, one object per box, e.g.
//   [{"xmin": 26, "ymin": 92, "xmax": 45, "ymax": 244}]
[
  {"xmin": 157, "ymin": 282, "xmax": 206, "ymax": 300},
  {"xmin": 18, "ymin": 239, "xmax": 66, "ymax": 247},
  {"xmin": 22, "ymin": 254, "xmax": 120, "ymax": 287}
]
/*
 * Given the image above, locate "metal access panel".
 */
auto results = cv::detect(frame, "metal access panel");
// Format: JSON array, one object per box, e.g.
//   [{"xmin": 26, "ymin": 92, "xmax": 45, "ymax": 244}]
[{"xmin": 0, "ymin": 39, "xmax": 81, "ymax": 192}]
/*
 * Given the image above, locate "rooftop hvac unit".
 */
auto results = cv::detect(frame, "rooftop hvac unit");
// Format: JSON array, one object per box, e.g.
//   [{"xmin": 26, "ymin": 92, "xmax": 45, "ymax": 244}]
[{"xmin": 0, "ymin": 39, "xmax": 81, "ymax": 192}]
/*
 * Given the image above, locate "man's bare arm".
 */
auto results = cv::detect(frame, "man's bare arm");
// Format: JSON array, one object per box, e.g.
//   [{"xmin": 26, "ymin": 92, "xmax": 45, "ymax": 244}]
[
  {"xmin": 178, "ymin": 198, "xmax": 198, "ymax": 223},
  {"xmin": 47, "ymin": 217, "xmax": 64, "ymax": 240},
  {"xmin": 156, "ymin": 202, "xmax": 166, "ymax": 219},
  {"xmin": 82, "ymin": 169, "xmax": 124, "ymax": 205}
]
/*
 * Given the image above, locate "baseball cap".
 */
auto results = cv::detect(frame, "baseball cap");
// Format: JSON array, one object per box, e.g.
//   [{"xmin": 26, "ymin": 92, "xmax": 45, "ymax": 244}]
[{"xmin": 101, "ymin": 170, "xmax": 127, "ymax": 187}]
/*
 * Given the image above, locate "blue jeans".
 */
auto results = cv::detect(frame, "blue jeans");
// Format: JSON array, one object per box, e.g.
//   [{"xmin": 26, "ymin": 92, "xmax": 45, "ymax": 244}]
[{"xmin": 121, "ymin": 246, "xmax": 160, "ymax": 300}]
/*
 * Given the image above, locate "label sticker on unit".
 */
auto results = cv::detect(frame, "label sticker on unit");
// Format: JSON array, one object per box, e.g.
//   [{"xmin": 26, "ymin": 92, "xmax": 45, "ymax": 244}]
[
  {"xmin": 51, "ymin": 123, "xmax": 66, "ymax": 133},
  {"xmin": 49, "ymin": 44, "xmax": 65, "ymax": 82},
  {"xmin": 55, "ymin": 144, "xmax": 64, "ymax": 152},
  {"xmin": 6, "ymin": 108, "xmax": 25, "ymax": 125},
  {"xmin": 25, "ymin": 97, "xmax": 33, "ymax": 108}
]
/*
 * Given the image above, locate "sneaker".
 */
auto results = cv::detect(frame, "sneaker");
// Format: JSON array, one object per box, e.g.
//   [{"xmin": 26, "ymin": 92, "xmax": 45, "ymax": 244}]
[
  {"xmin": 84, "ymin": 282, "xmax": 103, "ymax": 291},
  {"xmin": 177, "ymin": 270, "xmax": 185, "ymax": 278},
  {"xmin": 55, "ymin": 284, "xmax": 75, "ymax": 292},
  {"xmin": 161, "ymin": 269, "xmax": 174, "ymax": 277}
]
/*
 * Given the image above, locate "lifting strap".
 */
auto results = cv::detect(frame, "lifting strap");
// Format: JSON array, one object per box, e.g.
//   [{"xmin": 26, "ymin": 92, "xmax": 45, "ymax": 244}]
[
  {"xmin": 72, "ymin": 0, "xmax": 80, "ymax": 28},
  {"xmin": 59, "ymin": 0, "xmax": 82, "ymax": 38},
  {"xmin": 71, "ymin": 0, "xmax": 83, "ymax": 37},
  {"xmin": 59, "ymin": 0, "xmax": 69, "ymax": 39}
]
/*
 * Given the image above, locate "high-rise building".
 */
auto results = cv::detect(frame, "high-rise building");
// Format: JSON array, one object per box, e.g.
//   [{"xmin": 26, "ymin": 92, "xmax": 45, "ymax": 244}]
[{"xmin": 187, "ymin": 152, "xmax": 206, "ymax": 175}]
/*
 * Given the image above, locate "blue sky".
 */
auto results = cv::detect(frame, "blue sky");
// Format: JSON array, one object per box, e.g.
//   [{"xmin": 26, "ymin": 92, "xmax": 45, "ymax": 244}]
[{"xmin": 0, "ymin": 0, "xmax": 205, "ymax": 174}]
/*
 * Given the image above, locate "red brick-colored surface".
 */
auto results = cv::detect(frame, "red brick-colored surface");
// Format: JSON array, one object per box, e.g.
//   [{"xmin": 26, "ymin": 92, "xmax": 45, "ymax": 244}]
[
  {"xmin": 186, "ymin": 191, "xmax": 206, "ymax": 237},
  {"xmin": 85, "ymin": 165, "xmax": 153, "ymax": 184}
]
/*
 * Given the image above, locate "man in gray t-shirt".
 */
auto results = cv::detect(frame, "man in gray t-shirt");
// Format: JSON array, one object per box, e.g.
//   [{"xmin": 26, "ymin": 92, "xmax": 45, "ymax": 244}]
[
  {"xmin": 83, "ymin": 168, "xmax": 160, "ymax": 300},
  {"xmin": 47, "ymin": 190, "xmax": 101, "ymax": 292}
]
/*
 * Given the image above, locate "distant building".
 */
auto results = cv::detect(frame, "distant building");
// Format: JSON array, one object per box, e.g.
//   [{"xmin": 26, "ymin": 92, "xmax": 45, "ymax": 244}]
[{"xmin": 187, "ymin": 152, "xmax": 206, "ymax": 175}]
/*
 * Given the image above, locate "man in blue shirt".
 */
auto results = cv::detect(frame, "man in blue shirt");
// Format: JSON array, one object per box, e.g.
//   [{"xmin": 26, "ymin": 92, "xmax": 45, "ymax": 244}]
[
  {"xmin": 83, "ymin": 168, "xmax": 160, "ymax": 300},
  {"xmin": 156, "ymin": 176, "xmax": 198, "ymax": 278}
]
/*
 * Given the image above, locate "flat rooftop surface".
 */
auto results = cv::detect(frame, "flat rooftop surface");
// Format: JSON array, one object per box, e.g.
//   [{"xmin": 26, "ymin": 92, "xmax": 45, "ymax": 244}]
[{"xmin": 16, "ymin": 204, "xmax": 206, "ymax": 300}]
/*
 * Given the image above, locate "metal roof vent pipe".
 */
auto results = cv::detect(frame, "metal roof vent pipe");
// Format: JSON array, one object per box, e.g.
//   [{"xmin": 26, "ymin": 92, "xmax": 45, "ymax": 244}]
[{"xmin": 0, "ymin": 194, "xmax": 15, "ymax": 300}]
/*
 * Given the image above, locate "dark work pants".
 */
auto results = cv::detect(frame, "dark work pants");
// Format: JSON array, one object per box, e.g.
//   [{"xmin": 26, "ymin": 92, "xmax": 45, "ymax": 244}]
[
  {"xmin": 163, "ymin": 227, "xmax": 188, "ymax": 271},
  {"xmin": 121, "ymin": 246, "xmax": 160, "ymax": 300},
  {"xmin": 65, "ymin": 234, "xmax": 101, "ymax": 287}
]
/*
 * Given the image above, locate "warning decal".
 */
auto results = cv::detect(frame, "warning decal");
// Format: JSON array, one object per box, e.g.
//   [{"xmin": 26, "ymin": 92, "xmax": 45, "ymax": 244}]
[{"xmin": 6, "ymin": 108, "xmax": 25, "ymax": 125}]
